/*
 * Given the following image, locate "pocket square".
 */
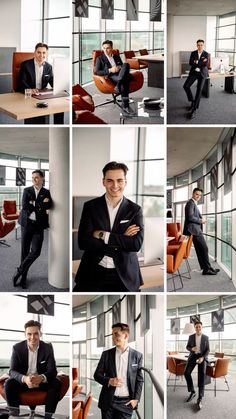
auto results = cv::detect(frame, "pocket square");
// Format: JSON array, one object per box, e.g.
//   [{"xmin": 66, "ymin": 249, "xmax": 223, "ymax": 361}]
[
  {"xmin": 40, "ymin": 360, "xmax": 46, "ymax": 364},
  {"xmin": 132, "ymin": 363, "xmax": 138, "ymax": 367},
  {"xmin": 44, "ymin": 74, "xmax": 50, "ymax": 77},
  {"xmin": 120, "ymin": 220, "xmax": 129, "ymax": 224}
]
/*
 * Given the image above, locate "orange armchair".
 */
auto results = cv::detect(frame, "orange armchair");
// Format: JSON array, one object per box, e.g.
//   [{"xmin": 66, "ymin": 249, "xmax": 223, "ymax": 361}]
[
  {"xmin": 12, "ymin": 52, "xmax": 34, "ymax": 92},
  {"xmin": 206, "ymin": 358, "xmax": 230, "ymax": 396},
  {"xmin": 124, "ymin": 50, "xmax": 148, "ymax": 69},
  {"xmin": 2, "ymin": 200, "xmax": 19, "ymax": 222},
  {"xmin": 139, "ymin": 49, "xmax": 149, "ymax": 56},
  {"xmin": 167, "ymin": 235, "xmax": 193, "ymax": 279},
  {"xmin": 167, "ymin": 222, "xmax": 182, "ymax": 244},
  {"xmin": 167, "ymin": 357, "xmax": 186, "ymax": 391},
  {"xmin": 92, "ymin": 49, "xmax": 144, "ymax": 107},
  {"xmin": 72, "ymin": 393, "xmax": 92, "ymax": 419},
  {"xmin": 72, "ymin": 84, "xmax": 106, "ymax": 124},
  {"xmin": 167, "ymin": 238, "xmax": 187, "ymax": 291},
  {"xmin": 0, "ymin": 214, "xmax": 15, "ymax": 247}
]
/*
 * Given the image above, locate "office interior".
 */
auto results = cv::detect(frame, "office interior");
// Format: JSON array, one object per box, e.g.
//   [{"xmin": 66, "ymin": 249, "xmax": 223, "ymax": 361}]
[
  {"xmin": 0, "ymin": 0, "xmax": 70, "ymax": 125},
  {"xmin": 167, "ymin": 126, "xmax": 236, "ymax": 292},
  {"xmin": 0, "ymin": 293, "xmax": 70, "ymax": 417},
  {"xmin": 167, "ymin": 294, "xmax": 236, "ymax": 419},
  {"xmin": 72, "ymin": 0, "xmax": 164, "ymax": 124},
  {"xmin": 72, "ymin": 126, "xmax": 165, "ymax": 291},
  {"xmin": 0, "ymin": 127, "xmax": 69, "ymax": 291},
  {"xmin": 72, "ymin": 294, "xmax": 164, "ymax": 419},
  {"xmin": 167, "ymin": 0, "xmax": 236, "ymax": 124}
]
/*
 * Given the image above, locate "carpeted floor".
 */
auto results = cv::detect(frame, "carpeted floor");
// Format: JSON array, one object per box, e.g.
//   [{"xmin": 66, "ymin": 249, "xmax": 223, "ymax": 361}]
[
  {"xmin": 84, "ymin": 79, "xmax": 164, "ymax": 124},
  {"xmin": 167, "ymin": 247, "xmax": 235, "ymax": 292},
  {"xmin": 167, "ymin": 369, "xmax": 235, "ymax": 419},
  {"xmin": 167, "ymin": 77, "xmax": 236, "ymax": 124},
  {"xmin": 0, "ymin": 229, "xmax": 69, "ymax": 292}
]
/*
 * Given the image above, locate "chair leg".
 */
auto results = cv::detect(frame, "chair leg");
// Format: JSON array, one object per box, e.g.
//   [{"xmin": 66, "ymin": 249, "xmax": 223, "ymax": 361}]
[
  {"xmin": 174, "ymin": 375, "xmax": 177, "ymax": 392},
  {"xmin": 172, "ymin": 274, "xmax": 176, "ymax": 292},
  {"xmin": 224, "ymin": 376, "xmax": 230, "ymax": 391},
  {"xmin": 177, "ymin": 269, "xmax": 184, "ymax": 289},
  {"xmin": 167, "ymin": 372, "xmax": 172, "ymax": 385},
  {"xmin": 0, "ymin": 239, "xmax": 10, "ymax": 247},
  {"xmin": 214, "ymin": 378, "xmax": 216, "ymax": 397}
]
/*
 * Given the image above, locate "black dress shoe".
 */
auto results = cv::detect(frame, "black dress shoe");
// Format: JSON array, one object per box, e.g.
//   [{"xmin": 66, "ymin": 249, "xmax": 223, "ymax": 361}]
[
  {"xmin": 197, "ymin": 398, "xmax": 202, "ymax": 409},
  {"xmin": 202, "ymin": 269, "xmax": 217, "ymax": 275},
  {"xmin": 211, "ymin": 267, "xmax": 220, "ymax": 273},
  {"xmin": 188, "ymin": 109, "xmax": 197, "ymax": 119},
  {"xmin": 186, "ymin": 101, "xmax": 194, "ymax": 111},
  {"xmin": 123, "ymin": 106, "xmax": 135, "ymax": 115},
  {"xmin": 20, "ymin": 277, "xmax": 28, "ymax": 289},
  {"xmin": 186, "ymin": 391, "xmax": 196, "ymax": 402},
  {"xmin": 12, "ymin": 268, "xmax": 22, "ymax": 286}
]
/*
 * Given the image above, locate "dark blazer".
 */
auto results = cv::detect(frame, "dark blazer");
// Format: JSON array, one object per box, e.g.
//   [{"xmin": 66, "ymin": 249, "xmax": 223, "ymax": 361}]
[
  {"xmin": 186, "ymin": 333, "xmax": 210, "ymax": 361},
  {"xmin": 9, "ymin": 340, "xmax": 57, "ymax": 384},
  {"xmin": 18, "ymin": 186, "xmax": 52, "ymax": 230},
  {"xmin": 95, "ymin": 53, "xmax": 124, "ymax": 77},
  {"xmin": 74, "ymin": 195, "xmax": 144, "ymax": 291},
  {"xmin": 94, "ymin": 347, "xmax": 143, "ymax": 410},
  {"xmin": 183, "ymin": 198, "xmax": 202, "ymax": 236},
  {"xmin": 189, "ymin": 50, "xmax": 209, "ymax": 78},
  {"xmin": 17, "ymin": 59, "xmax": 53, "ymax": 92}
]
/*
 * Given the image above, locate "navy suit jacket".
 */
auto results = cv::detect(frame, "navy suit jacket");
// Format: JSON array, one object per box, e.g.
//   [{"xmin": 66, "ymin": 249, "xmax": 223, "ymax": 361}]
[
  {"xmin": 183, "ymin": 199, "xmax": 202, "ymax": 236},
  {"xmin": 95, "ymin": 53, "xmax": 124, "ymax": 77},
  {"xmin": 189, "ymin": 50, "xmax": 209, "ymax": 78},
  {"xmin": 18, "ymin": 186, "xmax": 52, "ymax": 230},
  {"xmin": 186, "ymin": 333, "xmax": 210, "ymax": 361},
  {"xmin": 9, "ymin": 340, "xmax": 57, "ymax": 384},
  {"xmin": 94, "ymin": 347, "xmax": 143, "ymax": 410},
  {"xmin": 17, "ymin": 58, "xmax": 53, "ymax": 92},
  {"xmin": 74, "ymin": 195, "xmax": 144, "ymax": 291}
]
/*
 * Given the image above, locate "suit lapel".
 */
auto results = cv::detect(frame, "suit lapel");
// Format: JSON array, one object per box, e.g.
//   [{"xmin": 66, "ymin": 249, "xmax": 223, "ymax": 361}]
[
  {"xmin": 111, "ymin": 347, "xmax": 117, "ymax": 376},
  {"xmin": 29, "ymin": 186, "xmax": 36, "ymax": 200},
  {"xmin": 23, "ymin": 341, "xmax": 29, "ymax": 371},
  {"xmin": 99, "ymin": 195, "xmax": 111, "ymax": 231},
  {"xmin": 112, "ymin": 197, "xmax": 128, "ymax": 232},
  {"xmin": 29, "ymin": 59, "xmax": 36, "ymax": 88}
]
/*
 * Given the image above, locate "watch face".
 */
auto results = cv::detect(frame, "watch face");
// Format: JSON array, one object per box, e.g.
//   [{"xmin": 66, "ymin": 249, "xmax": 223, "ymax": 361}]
[{"xmin": 99, "ymin": 231, "xmax": 103, "ymax": 239}]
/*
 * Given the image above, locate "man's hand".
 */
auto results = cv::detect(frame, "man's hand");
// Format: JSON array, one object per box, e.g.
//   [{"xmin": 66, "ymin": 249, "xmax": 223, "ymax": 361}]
[
  {"xmin": 124, "ymin": 224, "xmax": 140, "ymax": 236},
  {"xmin": 196, "ymin": 357, "xmax": 204, "ymax": 364},
  {"xmin": 30, "ymin": 374, "xmax": 44, "ymax": 387},
  {"xmin": 202, "ymin": 58, "xmax": 207, "ymax": 62},
  {"xmin": 108, "ymin": 377, "xmax": 123, "ymax": 387},
  {"xmin": 200, "ymin": 218, "xmax": 207, "ymax": 224},
  {"xmin": 191, "ymin": 346, "xmax": 199, "ymax": 352},
  {"xmin": 125, "ymin": 400, "xmax": 138, "ymax": 409},
  {"xmin": 109, "ymin": 66, "xmax": 121, "ymax": 73},
  {"xmin": 194, "ymin": 60, "xmax": 198, "ymax": 64},
  {"xmin": 93, "ymin": 230, "xmax": 104, "ymax": 239},
  {"xmin": 31, "ymin": 89, "xmax": 39, "ymax": 95},
  {"xmin": 43, "ymin": 198, "xmax": 49, "ymax": 203}
]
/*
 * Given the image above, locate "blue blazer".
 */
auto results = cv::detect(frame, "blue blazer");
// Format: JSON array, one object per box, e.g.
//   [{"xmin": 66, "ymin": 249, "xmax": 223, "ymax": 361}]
[{"xmin": 17, "ymin": 58, "xmax": 53, "ymax": 92}]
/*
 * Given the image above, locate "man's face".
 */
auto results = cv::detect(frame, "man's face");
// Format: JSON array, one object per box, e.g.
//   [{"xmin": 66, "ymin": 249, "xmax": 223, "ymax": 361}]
[
  {"xmin": 34, "ymin": 47, "xmax": 47, "ymax": 65},
  {"xmin": 112, "ymin": 327, "xmax": 128, "ymax": 348},
  {"xmin": 25, "ymin": 326, "xmax": 41, "ymax": 350},
  {"xmin": 103, "ymin": 169, "xmax": 127, "ymax": 200},
  {"xmin": 32, "ymin": 173, "xmax": 44, "ymax": 189},
  {"xmin": 192, "ymin": 190, "xmax": 202, "ymax": 202},
  {"xmin": 102, "ymin": 43, "xmax": 112, "ymax": 56},
  {"xmin": 197, "ymin": 42, "xmax": 204, "ymax": 53},
  {"xmin": 195, "ymin": 323, "xmax": 202, "ymax": 335}
]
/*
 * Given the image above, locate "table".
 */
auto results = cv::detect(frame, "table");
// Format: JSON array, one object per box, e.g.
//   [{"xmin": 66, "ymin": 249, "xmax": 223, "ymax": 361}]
[
  {"xmin": 120, "ymin": 98, "xmax": 164, "ymax": 124},
  {"xmin": 181, "ymin": 71, "xmax": 236, "ymax": 96},
  {"xmin": 137, "ymin": 54, "xmax": 164, "ymax": 88},
  {"xmin": 0, "ymin": 92, "xmax": 70, "ymax": 124}
]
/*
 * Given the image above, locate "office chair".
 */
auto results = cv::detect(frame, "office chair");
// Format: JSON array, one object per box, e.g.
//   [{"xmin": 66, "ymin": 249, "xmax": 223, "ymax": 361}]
[
  {"xmin": 206, "ymin": 358, "xmax": 230, "ymax": 397},
  {"xmin": 12, "ymin": 52, "xmax": 34, "ymax": 92},
  {"xmin": 0, "ymin": 214, "xmax": 15, "ymax": 247},
  {"xmin": 124, "ymin": 50, "xmax": 148, "ymax": 69},
  {"xmin": 72, "ymin": 84, "xmax": 106, "ymax": 124}
]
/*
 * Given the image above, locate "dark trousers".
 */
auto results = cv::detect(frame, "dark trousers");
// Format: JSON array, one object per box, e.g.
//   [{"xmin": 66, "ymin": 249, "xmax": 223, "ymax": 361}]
[
  {"xmin": 19, "ymin": 222, "xmax": 44, "ymax": 278},
  {"xmin": 101, "ymin": 397, "xmax": 133, "ymax": 419},
  {"xmin": 183, "ymin": 72, "xmax": 206, "ymax": 109},
  {"xmin": 4, "ymin": 377, "xmax": 61, "ymax": 414},
  {"xmin": 192, "ymin": 233, "xmax": 211, "ymax": 271},
  {"xmin": 184, "ymin": 356, "xmax": 206, "ymax": 399},
  {"xmin": 109, "ymin": 63, "xmax": 131, "ymax": 106},
  {"xmin": 90, "ymin": 265, "xmax": 129, "ymax": 292}
]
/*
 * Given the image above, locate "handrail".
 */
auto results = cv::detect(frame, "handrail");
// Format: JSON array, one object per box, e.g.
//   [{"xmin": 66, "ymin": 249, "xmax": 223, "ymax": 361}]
[{"xmin": 140, "ymin": 367, "xmax": 164, "ymax": 406}]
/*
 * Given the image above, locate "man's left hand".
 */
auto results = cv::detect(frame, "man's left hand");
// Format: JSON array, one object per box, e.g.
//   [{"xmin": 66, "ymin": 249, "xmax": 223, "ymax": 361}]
[
  {"xmin": 30, "ymin": 374, "xmax": 44, "ymax": 387},
  {"xmin": 196, "ymin": 357, "xmax": 204, "ymax": 364},
  {"xmin": 93, "ymin": 230, "xmax": 104, "ymax": 239},
  {"xmin": 125, "ymin": 400, "xmax": 138, "ymax": 409}
]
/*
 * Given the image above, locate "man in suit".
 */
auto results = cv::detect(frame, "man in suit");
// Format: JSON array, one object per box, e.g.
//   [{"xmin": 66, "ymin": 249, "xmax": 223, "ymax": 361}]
[
  {"xmin": 12, "ymin": 170, "xmax": 52, "ymax": 288},
  {"xmin": 183, "ymin": 188, "xmax": 219, "ymax": 275},
  {"xmin": 4, "ymin": 320, "xmax": 61, "ymax": 417},
  {"xmin": 184, "ymin": 321, "xmax": 210, "ymax": 410},
  {"xmin": 94, "ymin": 323, "xmax": 143, "ymax": 419},
  {"xmin": 95, "ymin": 40, "xmax": 133, "ymax": 113},
  {"xmin": 17, "ymin": 43, "xmax": 53, "ymax": 94},
  {"xmin": 74, "ymin": 161, "xmax": 144, "ymax": 292},
  {"xmin": 183, "ymin": 39, "xmax": 209, "ymax": 119}
]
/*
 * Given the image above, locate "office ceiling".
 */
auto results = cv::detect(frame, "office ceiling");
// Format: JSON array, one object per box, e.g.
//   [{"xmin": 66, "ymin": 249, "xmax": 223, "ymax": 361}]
[
  {"xmin": 167, "ymin": 127, "xmax": 223, "ymax": 178},
  {"xmin": 0, "ymin": 128, "xmax": 49, "ymax": 159},
  {"xmin": 167, "ymin": 0, "xmax": 236, "ymax": 15},
  {"xmin": 72, "ymin": 295, "xmax": 98, "ymax": 308},
  {"xmin": 167, "ymin": 295, "xmax": 224, "ymax": 309}
]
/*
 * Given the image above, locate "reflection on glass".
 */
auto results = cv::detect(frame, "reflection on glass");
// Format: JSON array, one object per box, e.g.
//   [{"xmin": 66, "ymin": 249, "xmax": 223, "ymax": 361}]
[
  {"xmin": 206, "ymin": 215, "xmax": 215, "ymax": 257},
  {"xmin": 221, "ymin": 212, "xmax": 232, "ymax": 271}
]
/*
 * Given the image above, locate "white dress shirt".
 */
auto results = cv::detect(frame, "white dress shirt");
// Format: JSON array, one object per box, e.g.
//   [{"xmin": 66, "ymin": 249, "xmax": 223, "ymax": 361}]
[
  {"xmin": 195, "ymin": 52, "xmax": 201, "ymax": 72},
  {"xmin": 34, "ymin": 59, "xmax": 44, "ymax": 89},
  {"xmin": 114, "ymin": 346, "xmax": 130, "ymax": 397},
  {"xmin": 99, "ymin": 195, "xmax": 123, "ymax": 269},
  {"xmin": 27, "ymin": 345, "xmax": 39, "ymax": 376},
  {"xmin": 29, "ymin": 186, "xmax": 41, "ymax": 221},
  {"xmin": 105, "ymin": 54, "xmax": 117, "ymax": 69},
  {"xmin": 195, "ymin": 333, "xmax": 202, "ymax": 354}
]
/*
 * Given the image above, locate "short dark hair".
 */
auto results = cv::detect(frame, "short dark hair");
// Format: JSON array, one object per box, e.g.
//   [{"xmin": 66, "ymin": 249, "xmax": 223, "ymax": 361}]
[
  {"xmin": 197, "ymin": 39, "xmax": 204, "ymax": 44},
  {"xmin": 194, "ymin": 321, "xmax": 203, "ymax": 326},
  {"xmin": 192, "ymin": 187, "xmax": 203, "ymax": 194},
  {"xmin": 24, "ymin": 320, "xmax": 42, "ymax": 330},
  {"xmin": 102, "ymin": 161, "xmax": 128, "ymax": 177},
  {"xmin": 35, "ymin": 42, "xmax": 48, "ymax": 51},
  {"xmin": 112, "ymin": 323, "xmax": 130, "ymax": 333},
  {"xmin": 102, "ymin": 40, "xmax": 113, "ymax": 48},
  {"xmin": 32, "ymin": 169, "xmax": 44, "ymax": 178}
]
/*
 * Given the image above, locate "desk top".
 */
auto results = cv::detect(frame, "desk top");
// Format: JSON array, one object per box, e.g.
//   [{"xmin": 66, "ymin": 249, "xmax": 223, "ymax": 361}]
[
  {"xmin": 0, "ymin": 92, "xmax": 70, "ymax": 120},
  {"xmin": 137, "ymin": 54, "xmax": 164, "ymax": 62},
  {"xmin": 168, "ymin": 352, "xmax": 230, "ymax": 363}
]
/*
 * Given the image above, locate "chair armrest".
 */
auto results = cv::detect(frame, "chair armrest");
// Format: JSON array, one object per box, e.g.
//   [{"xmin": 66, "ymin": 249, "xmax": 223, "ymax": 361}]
[{"xmin": 126, "ymin": 58, "xmax": 140, "ymax": 70}]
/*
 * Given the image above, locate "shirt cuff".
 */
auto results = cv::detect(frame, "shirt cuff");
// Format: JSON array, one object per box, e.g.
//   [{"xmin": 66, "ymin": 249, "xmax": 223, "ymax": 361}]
[
  {"xmin": 21, "ymin": 375, "xmax": 25, "ymax": 383},
  {"xmin": 104, "ymin": 232, "xmax": 110, "ymax": 244}
]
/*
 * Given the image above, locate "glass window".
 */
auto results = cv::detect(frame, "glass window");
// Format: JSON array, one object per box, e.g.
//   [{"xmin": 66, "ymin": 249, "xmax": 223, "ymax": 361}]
[
  {"xmin": 218, "ymin": 25, "xmax": 235, "ymax": 38},
  {"xmin": 218, "ymin": 39, "xmax": 235, "ymax": 51},
  {"xmin": 174, "ymin": 186, "xmax": 188, "ymax": 203},
  {"xmin": 46, "ymin": 18, "xmax": 70, "ymax": 46},
  {"xmin": 106, "ymin": 11, "xmax": 126, "ymax": 31},
  {"xmin": 176, "ymin": 171, "xmax": 189, "ymax": 187},
  {"xmin": 145, "ymin": 126, "xmax": 165, "ymax": 159},
  {"xmin": 191, "ymin": 163, "xmax": 203, "ymax": 182},
  {"xmin": 45, "ymin": 0, "xmax": 69, "ymax": 18}
]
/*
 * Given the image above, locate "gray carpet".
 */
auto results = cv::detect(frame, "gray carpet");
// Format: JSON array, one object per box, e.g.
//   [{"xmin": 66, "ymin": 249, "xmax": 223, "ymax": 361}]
[
  {"xmin": 167, "ymin": 247, "xmax": 235, "ymax": 292},
  {"xmin": 167, "ymin": 77, "xmax": 236, "ymax": 124},
  {"xmin": 85, "ymin": 80, "xmax": 164, "ymax": 124},
  {"xmin": 167, "ymin": 369, "xmax": 235, "ymax": 419},
  {"xmin": 0, "ymin": 229, "xmax": 69, "ymax": 292}
]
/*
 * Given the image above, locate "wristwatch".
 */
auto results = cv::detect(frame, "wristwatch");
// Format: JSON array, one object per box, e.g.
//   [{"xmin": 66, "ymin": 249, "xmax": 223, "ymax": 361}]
[{"xmin": 98, "ymin": 231, "xmax": 104, "ymax": 240}]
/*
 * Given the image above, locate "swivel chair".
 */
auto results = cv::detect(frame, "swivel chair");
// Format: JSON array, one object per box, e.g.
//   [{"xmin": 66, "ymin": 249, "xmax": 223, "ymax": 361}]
[
  {"xmin": 12, "ymin": 52, "xmax": 34, "ymax": 92},
  {"xmin": 0, "ymin": 215, "xmax": 15, "ymax": 247}
]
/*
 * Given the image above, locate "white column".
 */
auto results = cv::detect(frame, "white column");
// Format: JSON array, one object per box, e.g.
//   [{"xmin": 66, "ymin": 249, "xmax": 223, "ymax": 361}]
[{"xmin": 48, "ymin": 127, "xmax": 69, "ymax": 288}]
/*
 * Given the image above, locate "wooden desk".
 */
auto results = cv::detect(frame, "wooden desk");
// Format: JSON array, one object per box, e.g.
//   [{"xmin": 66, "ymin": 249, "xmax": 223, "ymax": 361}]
[
  {"xmin": 0, "ymin": 92, "xmax": 69, "ymax": 123},
  {"xmin": 137, "ymin": 54, "xmax": 164, "ymax": 88},
  {"xmin": 169, "ymin": 352, "xmax": 230, "ymax": 364}
]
